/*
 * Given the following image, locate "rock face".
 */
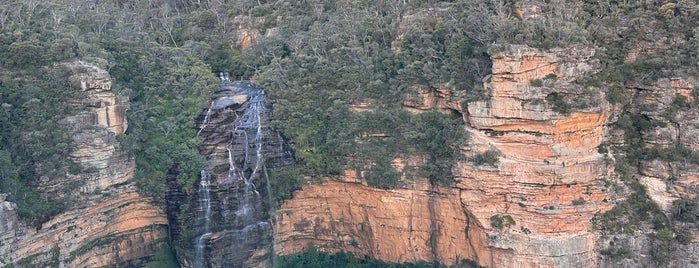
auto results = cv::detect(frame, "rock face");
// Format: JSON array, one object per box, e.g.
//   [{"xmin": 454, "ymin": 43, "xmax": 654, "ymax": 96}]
[
  {"xmin": 66, "ymin": 61, "xmax": 128, "ymax": 135},
  {"xmin": 172, "ymin": 81, "xmax": 291, "ymax": 268},
  {"xmin": 0, "ymin": 61, "xmax": 167, "ymax": 267},
  {"xmin": 276, "ymin": 45, "xmax": 612, "ymax": 267},
  {"xmin": 629, "ymin": 78, "xmax": 699, "ymax": 211},
  {"xmin": 596, "ymin": 76, "xmax": 699, "ymax": 267}
]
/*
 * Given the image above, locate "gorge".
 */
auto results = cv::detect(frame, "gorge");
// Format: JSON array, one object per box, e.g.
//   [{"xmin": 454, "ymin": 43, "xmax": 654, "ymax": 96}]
[{"xmin": 1, "ymin": 1, "xmax": 699, "ymax": 268}]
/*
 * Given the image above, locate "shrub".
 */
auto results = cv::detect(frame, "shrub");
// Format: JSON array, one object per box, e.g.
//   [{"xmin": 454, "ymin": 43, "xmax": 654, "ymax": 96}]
[
  {"xmin": 600, "ymin": 246, "xmax": 634, "ymax": 260},
  {"xmin": 606, "ymin": 84, "xmax": 629, "ymax": 105},
  {"xmin": 268, "ymin": 166, "xmax": 306, "ymax": 206},
  {"xmin": 276, "ymin": 244, "xmax": 457, "ymax": 268},
  {"xmin": 671, "ymin": 198, "xmax": 698, "ymax": 222},
  {"xmin": 545, "ymin": 92, "xmax": 570, "ymax": 114},
  {"xmin": 471, "ymin": 150, "xmax": 500, "ymax": 167},
  {"xmin": 365, "ymin": 158, "xmax": 401, "ymax": 189},
  {"xmin": 490, "ymin": 214, "xmax": 515, "ymax": 230},
  {"xmin": 530, "ymin": 78, "xmax": 543, "ymax": 87}
]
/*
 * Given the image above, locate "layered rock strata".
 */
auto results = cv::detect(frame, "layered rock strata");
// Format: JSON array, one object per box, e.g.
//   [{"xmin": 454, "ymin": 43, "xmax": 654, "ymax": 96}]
[
  {"xmin": 596, "ymin": 77, "xmax": 699, "ymax": 267},
  {"xmin": 174, "ymin": 81, "xmax": 291, "ymax": 268},
  {"xmin": 276, "ymin": 45, "xmax": 612, "ymax": 267},
  {"xmin": 0, "ymin": 61, "xmax": 167, "ymax": 267}
]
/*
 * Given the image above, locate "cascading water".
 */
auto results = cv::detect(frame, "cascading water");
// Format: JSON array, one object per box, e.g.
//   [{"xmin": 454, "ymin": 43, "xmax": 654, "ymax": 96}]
[
  {"xmin": 194, "ymin": 170, "xmax": 212, "ymax": 267},
  {"xmin": 196, "ymin": 101, "xmax": 214, "ymax": 137},
  {"xmin": 188, "ymin": 74, "xmax": 289, "ymax": 267}
]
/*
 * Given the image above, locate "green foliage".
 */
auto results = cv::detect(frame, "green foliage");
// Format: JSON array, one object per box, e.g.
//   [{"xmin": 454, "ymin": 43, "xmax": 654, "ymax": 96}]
[
  {"xmin": 545, "ymin": 92, "xmax": 570, "ymax": 114},
  {"xmin": 594, "ymin": 179, "xmax": 666, "ymax": 234},
  {"xmin": 276, "ymin": 245, "xmax": 477, "ymax": 268},
  {"xmin": 365, "ymin": 158, "xmax": 401, "ymax": 189},
  {"xmin": 671, "ymin": 198, "xmax": 698, "ymax": 222},
  {"xmin": 650, "ymin": 229, "xmax": 677, "ymax": 266},
  {"xmin": 600, "ymin": 245, "xmax": 634, "ymax": 260},
  {"xmin": 247, "ymin": 1, "xmax": 480, "ymax": 190},
  {"xmin": 471, "ymin": 150, "xmax": 500, "ymax": 167},
  {"xmin": 663, "ymin": 94, "xmax": 692, "ymax": 120},
  {"xmin": 490, "ymin": 214, "xmax": 515, "ymax": 230},
  {"xmin": 108, "ymin": 42, "xmax": 216, "ymax": 199},
  {"xmin": 410, "ymin": 112, "xmax": 468, "ymax": 186},
  {"xmin": 143, "ymin": 244, "xmax": 181, "ymax": 268},
  {"xmin": 605, "ymin": 84, "xmax": 630, "ymax": 105},
  {"xmin": 572, "ymin": 197, "xmax": 586, "ymax": 206},
  {"xmin": 267, "ymin": 166, "xmax": 306, "ymax": 205},
  {"xmin": 0, "ymin": 67, "xmax": 84, "ymax": 223},
  {"xmin": 529, "ymin": 79, "xmax": 543, "ymax": 87},
  {"xmin": 203, "ymin": 45, "xmax": 246, "ymax": 76}
]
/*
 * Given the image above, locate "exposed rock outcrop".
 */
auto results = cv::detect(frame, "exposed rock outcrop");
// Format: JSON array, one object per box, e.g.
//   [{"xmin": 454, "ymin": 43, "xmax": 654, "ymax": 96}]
[
  {"xmin": 173, "ymin": 81, "xmax": 291, "ymax": 268},
  {"xmin": 0, "ymin": 61, "xmax": 167, "ymax": 267},
  {"xmin": 276, "ymin": 45, "xmax": 612, "ymax": 267},
  {"xmin": 594, "ymin": 75, "xmax": 699, "ymax": 267}
]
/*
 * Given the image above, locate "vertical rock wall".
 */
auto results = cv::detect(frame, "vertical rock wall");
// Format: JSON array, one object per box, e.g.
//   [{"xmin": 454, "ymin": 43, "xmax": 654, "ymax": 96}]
[
  {"xmin": 173, "ymin": 81, "xmax": 291, "ymax": 268},
  {"xmin": 275, "ymin": 45, "xmax": 612, "ymax": 267},
  {"xmin": 0, "ymin": 61, "xmax": 167, "ymax": 267}
]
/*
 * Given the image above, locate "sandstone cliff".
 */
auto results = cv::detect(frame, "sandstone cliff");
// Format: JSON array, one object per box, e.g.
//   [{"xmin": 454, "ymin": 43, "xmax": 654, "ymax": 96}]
[
  {"xmin": 0, "ymin": 61, "xmax": 167, "ymax": 267},
  {"xmin": 596, "ymin": 76, "xmax": 699, "ymax": 268},
  {"xmin": 276, "ymin": 45, "xmax": 612, "ymax": 267}
]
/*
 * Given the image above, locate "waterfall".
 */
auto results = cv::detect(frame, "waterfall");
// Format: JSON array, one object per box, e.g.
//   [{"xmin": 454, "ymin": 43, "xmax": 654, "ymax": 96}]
[
  {"xmin": 193, "ymin": 80, "xmax": 277, "ymax": 267},
  {"xmin": 224, "ymin": 85, "xmax": 267, "ymax": 189},
  {"xmin": 194, "ymin": 170, "xmax": 212, "ymax": 267},
  {"xmin": 197, "ymin": 101, "xmax": 215, "ymax": 137}
]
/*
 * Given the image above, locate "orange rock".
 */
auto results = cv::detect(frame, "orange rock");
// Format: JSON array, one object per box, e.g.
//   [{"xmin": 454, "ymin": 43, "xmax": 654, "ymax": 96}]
[{"xmin": 277, "ymin": 45, "xmax": 610, "ymax": 267}]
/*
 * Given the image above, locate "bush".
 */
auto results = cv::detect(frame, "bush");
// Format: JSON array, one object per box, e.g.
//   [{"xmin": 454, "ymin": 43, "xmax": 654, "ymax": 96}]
[
  {"xmin": 545, "ymin": 92, "xmax": 570, "ymax": 114},
  {"xmin": 275, "ymin": 244, "xmax": 458, "ymax": 268},
  {"xmin": 490, "ymin": 214, "xmax": 515, "ymax": 230},
  {"xmin": 365, "ymin": 158, "xmax": 401, "ymax": 189},
  {"xmin": 143, "ymin": 244, "xmax": 180, "ymax": 268},
  {"xmin": 530, "ymin": 79, "xmax": 543, "ymax": 87},
  {"xmin": 600, "ymin": 245, "xmax": 634, "ymax": 260},
  {"xmin": 671, "ymin": 198, "xmax": 698, "ymax": 222},
  {"xmin": 268, "ymin": 166, "xmax": 306, "ymax": 206},
  {"xmin": 572, "ymin": 197, "xmax": 586, "ymax": 206},
  {"xmin": 471, "ymin": 150, "xmax": 500, "ymax": 167},
  {"xmin": 606, "ymin": 84, "xmax": 629, "ymax": 105}
]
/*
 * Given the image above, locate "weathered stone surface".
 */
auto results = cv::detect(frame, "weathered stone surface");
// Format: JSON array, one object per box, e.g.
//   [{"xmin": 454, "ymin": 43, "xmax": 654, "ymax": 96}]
[
  {"xmin": 231, "ymin": 15, "xmax": 266, "ymax": 49},
  {"xmin": 173, "ymin": 81, "xmax": 291, "ymax": 268},
  {"xmin": 65, "ymin": 61, "xmax": 128, "ymax": 135},
  {"xmin": 277, "ymin": 45, "xmax": 611, "ymax": 267},
  {"xmin": 276, "ymin": 180, "xmax": 491, "ymax": 265},
  {"xmin": 0, "ymin": 61, "xmax": 166, "ymax": 267},
  {"xmin": 11, "ymin": 187, "xmax": 167, "ymax": 267}
]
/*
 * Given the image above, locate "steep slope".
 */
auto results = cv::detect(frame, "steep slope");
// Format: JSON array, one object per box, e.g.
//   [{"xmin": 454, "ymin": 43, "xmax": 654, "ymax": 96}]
[
  {"xmin": 275, "ymin": 45, "xmax": 611, "ymax": 267},
  {"xmin": 171, "ymin": 80, "xmax": 291, "ymax": 267},
  {"xmin": 0, "ymin": 62, "xmax": 167, "ymax": 267}
]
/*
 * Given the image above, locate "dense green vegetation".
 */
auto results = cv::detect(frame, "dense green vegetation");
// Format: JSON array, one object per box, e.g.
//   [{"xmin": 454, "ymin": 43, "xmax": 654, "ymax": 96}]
[
  {"xmin": 2, "ymin": 0, "xmax": 699, "ymax": 266},
  {"xmin": 251, "ymin": 1, "xmax": 494, "ymax": 190},
  {"xmin": 0, "ymin": 67, "xmax": 83, "ymax": 224},
  {"xmin": 276, "ymin": 245, "xmax": 483, "ymax": 268},
  {"xmin": 143, "ymin": 244, "xmax": 181, "ymax": 268}
]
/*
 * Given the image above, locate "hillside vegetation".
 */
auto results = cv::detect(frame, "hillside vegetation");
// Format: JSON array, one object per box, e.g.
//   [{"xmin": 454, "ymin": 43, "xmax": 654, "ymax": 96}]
[{"xmin": 1, "ymin": 0, "xmax": 699, "ymax": 266}]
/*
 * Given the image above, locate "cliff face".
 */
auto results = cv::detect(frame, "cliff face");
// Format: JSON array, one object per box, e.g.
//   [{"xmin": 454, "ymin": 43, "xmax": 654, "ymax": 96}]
[
  {"xmin": 172, "ymin": 81, "xmax": 290, "ymax": 268},
  {"xmin": 628, "ymin": 78, "xmax": 699, "ymax": 210},
  {"xmin": 456, "ymin": 45, "xmax": 610, "ymax": 266},
  {"xmin": 275, "ymin": 45, "xmax": 612, "ymax": 267},
  {"xmin": 596, "ymin": 76, "xmax": 699, "ymax": 267},
  {"xmin": 0, "ymin": 61, "xmax": 167, "ymax": 267}
]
